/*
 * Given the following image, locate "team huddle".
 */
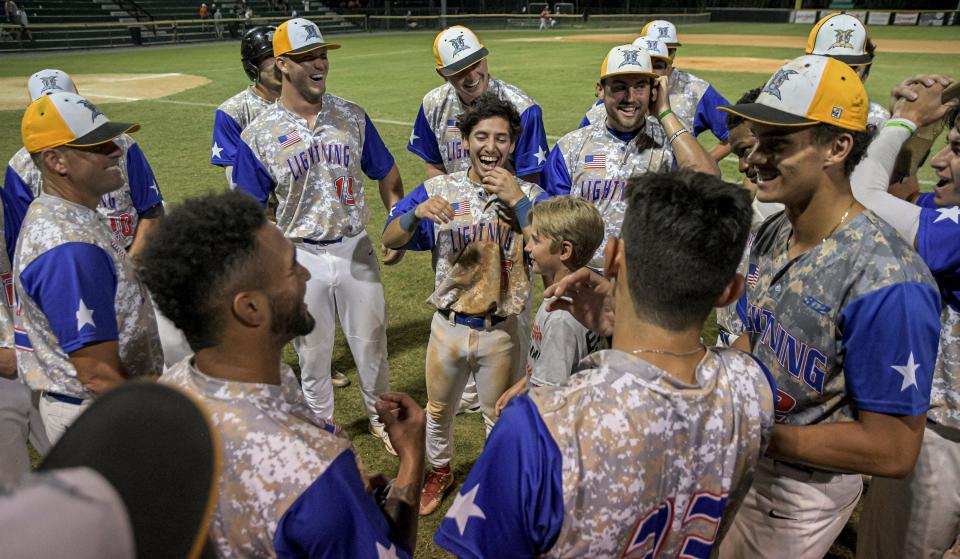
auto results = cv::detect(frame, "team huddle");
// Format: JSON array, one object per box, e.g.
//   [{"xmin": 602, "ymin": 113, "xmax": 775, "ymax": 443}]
[{"xmin": 1, "ymin": 11, "xmax": 959, "ymax": 559}]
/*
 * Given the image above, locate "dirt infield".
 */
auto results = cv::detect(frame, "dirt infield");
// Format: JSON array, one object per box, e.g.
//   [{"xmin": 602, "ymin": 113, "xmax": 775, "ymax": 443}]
[
  {"xmin": 504, "ymin": 33, "xmax": 960, "ymax": 55},
  {"xmin": 0, "ymin": 73, "xmax": 210, "ymax": 111}
]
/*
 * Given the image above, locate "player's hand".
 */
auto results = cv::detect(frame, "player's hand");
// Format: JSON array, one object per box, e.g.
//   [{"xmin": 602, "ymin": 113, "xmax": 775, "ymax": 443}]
[
  {"xmin": 890, "ymin": 74, "xmax": 954, "ymax": 108},
  {"xmin": 544, "ymin": 267, "xmax": 616, "ymax": 337},
  {"xmin": 892, "ymin": 80, "xmax": 959, "ymax": 128},
  {"xmin": 481, "ymin": 167, "xmax": 524, "ymax": 207},
  {"xmin": 381, "ymin": 244, "xmax": 405, "ymax": 266},
  {"xmin": 414, "ymin": 196, "xmax": 455, "ymax": 224},
  {"xmin": 375, "ymin": 392, "xmax": 426, "ymax": 462},
  {"xmin": 651, "ymin": 75, "xmax": 671, "ymax": 116},
  {"xmin": 495, "ymin": 381, "xmax": 526, "ymax": 417}
]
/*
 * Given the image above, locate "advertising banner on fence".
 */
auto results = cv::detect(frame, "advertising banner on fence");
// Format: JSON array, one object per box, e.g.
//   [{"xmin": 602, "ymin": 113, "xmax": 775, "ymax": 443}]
[
  {"xmin": 919, "ymin": 12, "xmax": 945, "ymax": 26},
  {"xmin": 867, "ymin": 11, "xmax": 891, "ymax": 25},
  {"xmin": 792, "ymin": 10, "xmax": 817, "ymax": 24},
  {"xmin": 894, "ymin": 12, "xmax": 920, "ymax": 25}
]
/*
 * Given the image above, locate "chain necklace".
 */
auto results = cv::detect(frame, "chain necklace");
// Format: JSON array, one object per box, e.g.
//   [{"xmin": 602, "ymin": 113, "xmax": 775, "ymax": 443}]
[
  {"xmin": 789, "ymin": 198, "xmax": 856, "ymax": 249},
  {"xmin": 632, "ymin": 338, "xmax": 705, "ymax": 358}
]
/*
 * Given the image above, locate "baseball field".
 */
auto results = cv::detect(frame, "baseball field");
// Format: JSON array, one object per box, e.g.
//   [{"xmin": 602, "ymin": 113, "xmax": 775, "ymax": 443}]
[{"xmin": 2, "ymin": 20, "xmax": 957, "ymax": 557}]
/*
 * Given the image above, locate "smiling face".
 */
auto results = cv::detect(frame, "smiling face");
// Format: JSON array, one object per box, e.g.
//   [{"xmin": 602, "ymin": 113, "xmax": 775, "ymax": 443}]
[
  {"xmin": 465, "ymin": 115, "xmax": 515, "ymax": 182},
  {"xmin": 257, "ymin": 224, "xmax": 315, "ymax": 342},
  {"xmin": 524, "ymin": 221, "xmax": 563, "ymax": 278},
  {"xmin": 277, "ymin": 48, "xmax": 329, "ymax": 104},
  {"xmin": 445, "ymin": 58, "xmax": 490, "ymax": 105},
  {"xmin": 61, "ymin": 140, "xmax": 125, "ymax": 197},
  {"xmin": 601, "ymin": 74, "xmax": 654, "ymax": 133},
  {"xmin": 931, "ymin": 115, "xmax": 960, "ymax": 206},
  {"xmin": 746, "ymin": 124, "xmax": 831, "ymax": 206},
  {"xmin": 727, "ymin": 122, "xmax": 758, "ymax": 200}
]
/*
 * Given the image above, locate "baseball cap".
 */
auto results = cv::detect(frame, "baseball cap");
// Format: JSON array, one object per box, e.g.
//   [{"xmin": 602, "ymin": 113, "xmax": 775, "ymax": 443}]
[
  {"xmin": 434, "ymin": 25, "xmax": 488, "ymax": 77},
  {"xmin": 720, "ymin": 55, "xmax": 867, "ymax": 131},
  {"xmin": 39, "ymin": 381, "xmax": 220, "ymax": 559},
  {"xmin": 27, "ymin": 69, "xmax": 78, "ymax": 101},
  {"xmin": 21, "ymin": 92, "xmax": 139, "ymax": 153},
  {"xmin": 641, "ymin": 19, "xmax": 681, "ymax": 47},
  {"xmin": 631, "ymin": 37, "xmax": 670, "ymax": 61},
  {"xmin": 600, "ymin": 44, "xmax": 657, "ymax": 80},
  {"xmin": 806, "ymin": 12, "xmax": 871, "ymax": 66},
  {"xmin": 273, "ymin": 17, "xmax": 340, "ymax": 58}
]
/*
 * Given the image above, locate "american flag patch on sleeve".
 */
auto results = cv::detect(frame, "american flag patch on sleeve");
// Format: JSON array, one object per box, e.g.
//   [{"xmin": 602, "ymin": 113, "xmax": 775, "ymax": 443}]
[
  {"xmin": 278, "ymin": 131, "xmax": 302, "ymax": 149},
  {"xmin": 446, "ymin": 120, "xmax": 459, "ymax": 133},
  {"xmin": 584, "ymin": 154, "xmax": 606, "ymax": 169}
]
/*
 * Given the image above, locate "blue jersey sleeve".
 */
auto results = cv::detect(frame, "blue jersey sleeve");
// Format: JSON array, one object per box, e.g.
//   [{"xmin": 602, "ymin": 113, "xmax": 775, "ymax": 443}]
[
  {"xmin": 541, "ymin": 147, "xmax": 572, "ymax": 197},
  {"xmin": 1, "ymin": 165, "xmax": 35, "ymax": 264},
  {"xmin": 123, "ymin": 142, "xmax": 163, "ymax": 214},
  {"xmin": 361, "ymin": 115, "xmax": 395, "ymax": 180},
  {"xmin": 383, "ymin": 184, "xmax": 434, "ymax": 251},
  {"xmin": 840, "ymin": 282, "xmax": 940, "ymax": 416},
  {"xmin": 515, "ymin": 105, "xmax": 548, "ymax": 177},
  {"xmin": 434, "ymin": 395, "xmax": 564, "ymax": 558},
  {"xmin": 211, "ymin": 109, "xmax": 243, "ymax": 167},
  {"xmin": 915, "ymin": 193, "xmax": 938, "ymax": 209},
  {"xmin": 917, "ymin": 206, "xmax": 960, "ymax": 278},
  {"xmin": 232, "ymin": 140, "xmax": 275, "ymax": 207},
  {"xmin": 693, "ymin": 86, "xmax": 731, "ymax": 140},
  {"xmin": 407, "ymin": 105, "xmax": 443, "ymax": 165},
  {"xmin": 579, "ymin": 100, "xmax": 602, "ymax": 129},
  {"xmin": 19, "ymin": 243, "xmax": 119, "ymax": 353},
  {"xmin": 274, "ymin": 449, "xmax": 411, "ymax": 559}
]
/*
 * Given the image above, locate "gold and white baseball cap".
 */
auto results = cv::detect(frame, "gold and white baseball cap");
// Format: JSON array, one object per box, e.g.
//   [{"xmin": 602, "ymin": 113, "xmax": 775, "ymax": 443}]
[
  {"xmin": 806, "ymin": 12, "xmax": 871, "ymax": 66},
  {"xmin": 21, "ymin": 92, "xmax": 139, "ymax": 153},
  {"xmin": 28, "ymin": 69, "xmax": 78, "ymax": 102},
  {"xmin": 720, "ymin": 55, "xmax": 867, "ymax": 131},
  {"xmin": 600, "ymin": 44, "xmax": 657, "ymax": 80},
  {"xmin": 631, "ymin": 37, "xmax": 671, "ymax": 61},
  {"xmin": 433, "ymin": 25, "xmax": 488, "ymax": 77},
  {"xmin": 641, "ymin": 19, "xmax": 681, "ymax": 47},
  {"xmin": 273, "ymin": 18, "xmax": 340, "ymax": 57}
]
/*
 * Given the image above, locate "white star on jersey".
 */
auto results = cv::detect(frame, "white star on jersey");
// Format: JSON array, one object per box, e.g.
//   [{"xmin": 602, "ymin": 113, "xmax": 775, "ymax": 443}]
[
  {"xmin": 534, "ymin": 147, "xmax": 547, "ymax": 165},
  {"xmin": 891, "ymin": 352, "xmax": 919, "ymax": 391},
  {"xmin": 375, "ymin": 541, "xmax": 399, "ymax": 559},
  {"xmin": 934, "ymin": 206, "xmax": 960, "ymax": 224},
  {"xmin": 446, "ymin": 483, "xmax": 486, "ymax": 535},
  {"xmin": 76, "ymin": 299, "xmax": 95, "ymax": 331},
  {"xmin": 148, "ymin": 182, "xmax": 160, "ymax": 197},
  {"xmin": 211, "ymin": 142, "xmax": 224, "ymax": 159},
  {"xmin": 409, "ymin": 130, "xmax": 419, "ymax": 144}
]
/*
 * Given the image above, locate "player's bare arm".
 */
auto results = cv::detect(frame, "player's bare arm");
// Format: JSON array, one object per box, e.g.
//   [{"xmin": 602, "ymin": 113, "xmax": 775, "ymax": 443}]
[
  {"xmin": 424, "ymin": 161, "xmax": 446, "ymax": 179},
  {"xmin": 69, "ymin": 341, "xmax": 127, "ymax": 396},
  {"xmin": 126, "ymin": 215, "xmax": 161, "ymax": 260},
  {"xmin": 376, "ymin": 165, "xmax": 407, "ymax": 265},
  {"xmin": 375, "ymin": 392, "xmax": 426, "ymax": 551},
  {"xmin": 381, "ymin": 195, "xmax": 453, "ymax": 249},
  {"xmin": 768, "ymin": 412, "xmax": 927, "ymax": 478},
  {"xmin": 654, "ymin": 76, "xmax": 720, "ymax": 176},
  {"xmin": 0, "ymin": 349, "xmax": 16, "ymax": 379},
  {"xmin": 709, "ymin": 139, "xmax": 732, "ymax": 162},
  {"xmin": 482, "ymin": 167, "xmax": 535, "ymax": 241},
  {"xmin": 544, "ymin": 267, "xmax": 615, "ymax": 337}
]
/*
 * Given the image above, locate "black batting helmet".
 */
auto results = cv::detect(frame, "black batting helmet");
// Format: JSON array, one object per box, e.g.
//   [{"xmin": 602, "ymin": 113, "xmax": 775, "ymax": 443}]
[{"xmin": 241, "ymin": 26, "xmax": 277, "ymax": 82}]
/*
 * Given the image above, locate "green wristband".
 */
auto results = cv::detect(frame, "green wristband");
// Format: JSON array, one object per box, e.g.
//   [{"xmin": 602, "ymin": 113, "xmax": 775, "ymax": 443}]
[
  {"xmin": 884, "ymin": 120, "xmax": 916, "ymax": 135},
  {"xmin": 657, "ymin": 108, "xmax": 673, "ymax": 121}
]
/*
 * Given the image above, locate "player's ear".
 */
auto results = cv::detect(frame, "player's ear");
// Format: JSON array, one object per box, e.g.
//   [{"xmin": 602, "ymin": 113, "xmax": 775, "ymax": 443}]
[
  {"xmin": 39, "ymin": 148, "xmax": 70, "ymax": 176},
  {"xmin": 715, "ymin": 273, "xmax": 745, "ymax": 309},
  {"xmin": 436, "ymin": 68, "xmax": 447, "ymax": 81},
  {"xmin": 823, "ymin": 131, "xmax": 854, "ymax": 171},
  {"xmin": 558, "ymin": 240, "xmax": 574, "ymax": 263},
  {"xmin": 603, "ymin": 236, "xmax": 622, "ymax": 279},
  {"xmin": 231, "ymin": 291, "xmax": 267, "ymax": 328},
  {"xmin": 595, "ymin": 81, "xmax": 604, "ymax": 100}
]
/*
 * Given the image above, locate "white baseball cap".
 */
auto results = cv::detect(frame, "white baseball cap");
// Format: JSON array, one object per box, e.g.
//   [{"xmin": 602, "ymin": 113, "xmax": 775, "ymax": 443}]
[
  {"xmin": 433, "ymin": 25, "xmax": 488, "ymax": 77},
  {"xmin": 21, "ymin": 92, "xmax": 139, "ymax": 153},
  {"xmin": 273, "ymin": 17, "xmax": 340, "ymax": 57},
  {"xmin": 806, "ymin": 12, "xmax": 871, "ymax": 66},
  {"xmin": 631, "ymin": 37, "xmax": 671, "ymax": 61},
  {"xmin": 720, "ymin": 55, "xmax": 867, "ymax": 131},
  {"xmin": 600, "ymin": 45, "xmax": 657, "ymax": 80},
  {"xmin": 27, "ymin": 69, "xmax": 78, "ymax": 102},
  {"xmin": 641, "ymin": 20, "xmax": 681, "ymax": 47}
]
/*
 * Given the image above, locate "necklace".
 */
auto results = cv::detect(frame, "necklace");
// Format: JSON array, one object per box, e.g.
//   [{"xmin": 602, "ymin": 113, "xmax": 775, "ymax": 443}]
[
  {"xmin": 790, "ymin": 198, "xmax": 856, "ymax": 248},
  {"xmin": 632, "ymin": 339, "xmax": 705, "ymax": 358}
]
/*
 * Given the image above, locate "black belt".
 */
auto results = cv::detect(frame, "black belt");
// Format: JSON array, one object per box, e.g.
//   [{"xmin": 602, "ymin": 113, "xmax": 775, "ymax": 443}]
[
  {"xmin": 438, "ymin": 309, "xmax": 508, "ymax": 331},
  {"xmin": 43, "ymin": 391, "xmax": 85, "ymax": 405},
  {"xmin": 301, "ymin": 237, "xmax": 343, "ymax": 246}
]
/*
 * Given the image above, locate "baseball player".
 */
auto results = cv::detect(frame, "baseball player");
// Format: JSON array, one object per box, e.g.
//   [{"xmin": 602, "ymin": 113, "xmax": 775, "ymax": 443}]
[
  {"xmin": 211, "ymin": 25, "xmax": 281, "ymax": 189},
  {"xmin": 382, "ymin": 93, "xmax": 544, "ymax": 516},
  {"xmin": 407, "ymin": 25, "xmax": 548, "ymax": 184},
  {"xmin": 716, "ymin": 56, "xmax": 942, "ymax": 558},
  {"xmin": 16, "ymin": 92, "xmax": 163, "ymax": 443},
  {"xmin": 847, "ymin": 77, "xmax": 960, "ymax": 559},
  {"xmin": 580, "ymin": 20, "xmax": 733, "ymax": 161},
  {"xmin": 542, "ymin": 44, "xmax": 719, "ymax": 270},
  {"xmin": 435, "ymin": 170, "xmax": 776, "ymax": 557},
  {"xmin": 232, "ymin": 18, "xmax": 404, "ymax": 454},
  {"xmin": 805, "ymin": 12, "xmax": 890, "ymax": 133},
  {"xmin": 144, "ymin": 191, "xmax": 426, "ymax": 558},
  {"xmin": 2, "ymin": 69, "xmax": 165, "ymax": 263}
]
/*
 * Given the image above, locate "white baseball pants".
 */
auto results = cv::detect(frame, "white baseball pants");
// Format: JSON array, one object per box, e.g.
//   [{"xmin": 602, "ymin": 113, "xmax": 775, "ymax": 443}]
[
  {"xmin": 38, "ymin": 393, "xmax": 91, "ymax": 445},
  {"xmin": 0, "ymin": 377, "xmax": 49, "ymax": 484},
  {"xmin": 294, "ymin": 232, "xmax": 390, "ymax": 429}
]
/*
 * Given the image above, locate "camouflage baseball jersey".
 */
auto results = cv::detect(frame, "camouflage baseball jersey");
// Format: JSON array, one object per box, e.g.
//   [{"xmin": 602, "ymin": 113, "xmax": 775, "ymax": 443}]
[
  {"xmin": 867, "ymin": 100, "xmax": 891, "ymax": 135},
  {"xmin": 161, "ymin": 359, "xmax": 411, "ymax": 558},
  {"xmin": 527, "ymin": 297, "xmax": 603, "ymax": 387},
  {"xmin": 386, "ymin": 170, "xmax": 543, "ymax": 317},
  {"xmin": 736, "ymin": 210, "xmax": 941, "ymax": 428},
  {"xmin": 435, "ymin": 347, "xmax": 776, "ymax": 557},
  {"xmin": 407, "ymin": 77, "xmax": 548, "ymax": 177},
  {"xmin": 915, "ymin": 199, "xmax": 960, "ymax": 429},
  {"xmin": 716, "ymin": 225, "xmax": 761, "ymax": 346},
  {"xmin": 542, "ymin": 118, "xmax": 673, "ymax": 268},
  {"xmin": 580, "ymin": 68, "xmax": 732, "ymax": 140},
  {"xmin": 233, "ymin": 94, "xmax": 396, "ymax": 242},
  {"xmin": 211, "ymin": 86, "xmax": 274, "ymax": 167},
  {"xmin": 0, "ymin": 200, "xmax": 12, "ymax": 351},
  {"xmin": 3, "ymin": 136, "xmax": 163, "ymax": 255},
  {"xmin": 14, "ymin": 194, "xmax": 162, "ymax": 399}
]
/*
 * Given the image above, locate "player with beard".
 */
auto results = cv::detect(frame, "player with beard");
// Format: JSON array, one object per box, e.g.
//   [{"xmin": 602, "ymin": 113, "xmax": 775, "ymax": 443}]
[
  {"xmin": 144, "ymin": 191, "xmax": 427, "ymax": 557},
  {"xmin": 384, "ymin": 93, "xmax": 544, "ymax": 516}
]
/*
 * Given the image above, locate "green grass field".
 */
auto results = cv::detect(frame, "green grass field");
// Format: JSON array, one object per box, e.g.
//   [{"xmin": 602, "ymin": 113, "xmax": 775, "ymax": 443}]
[{"xmin": 2, "ymin": 21, "xmax": 957, "ymax": 558}]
